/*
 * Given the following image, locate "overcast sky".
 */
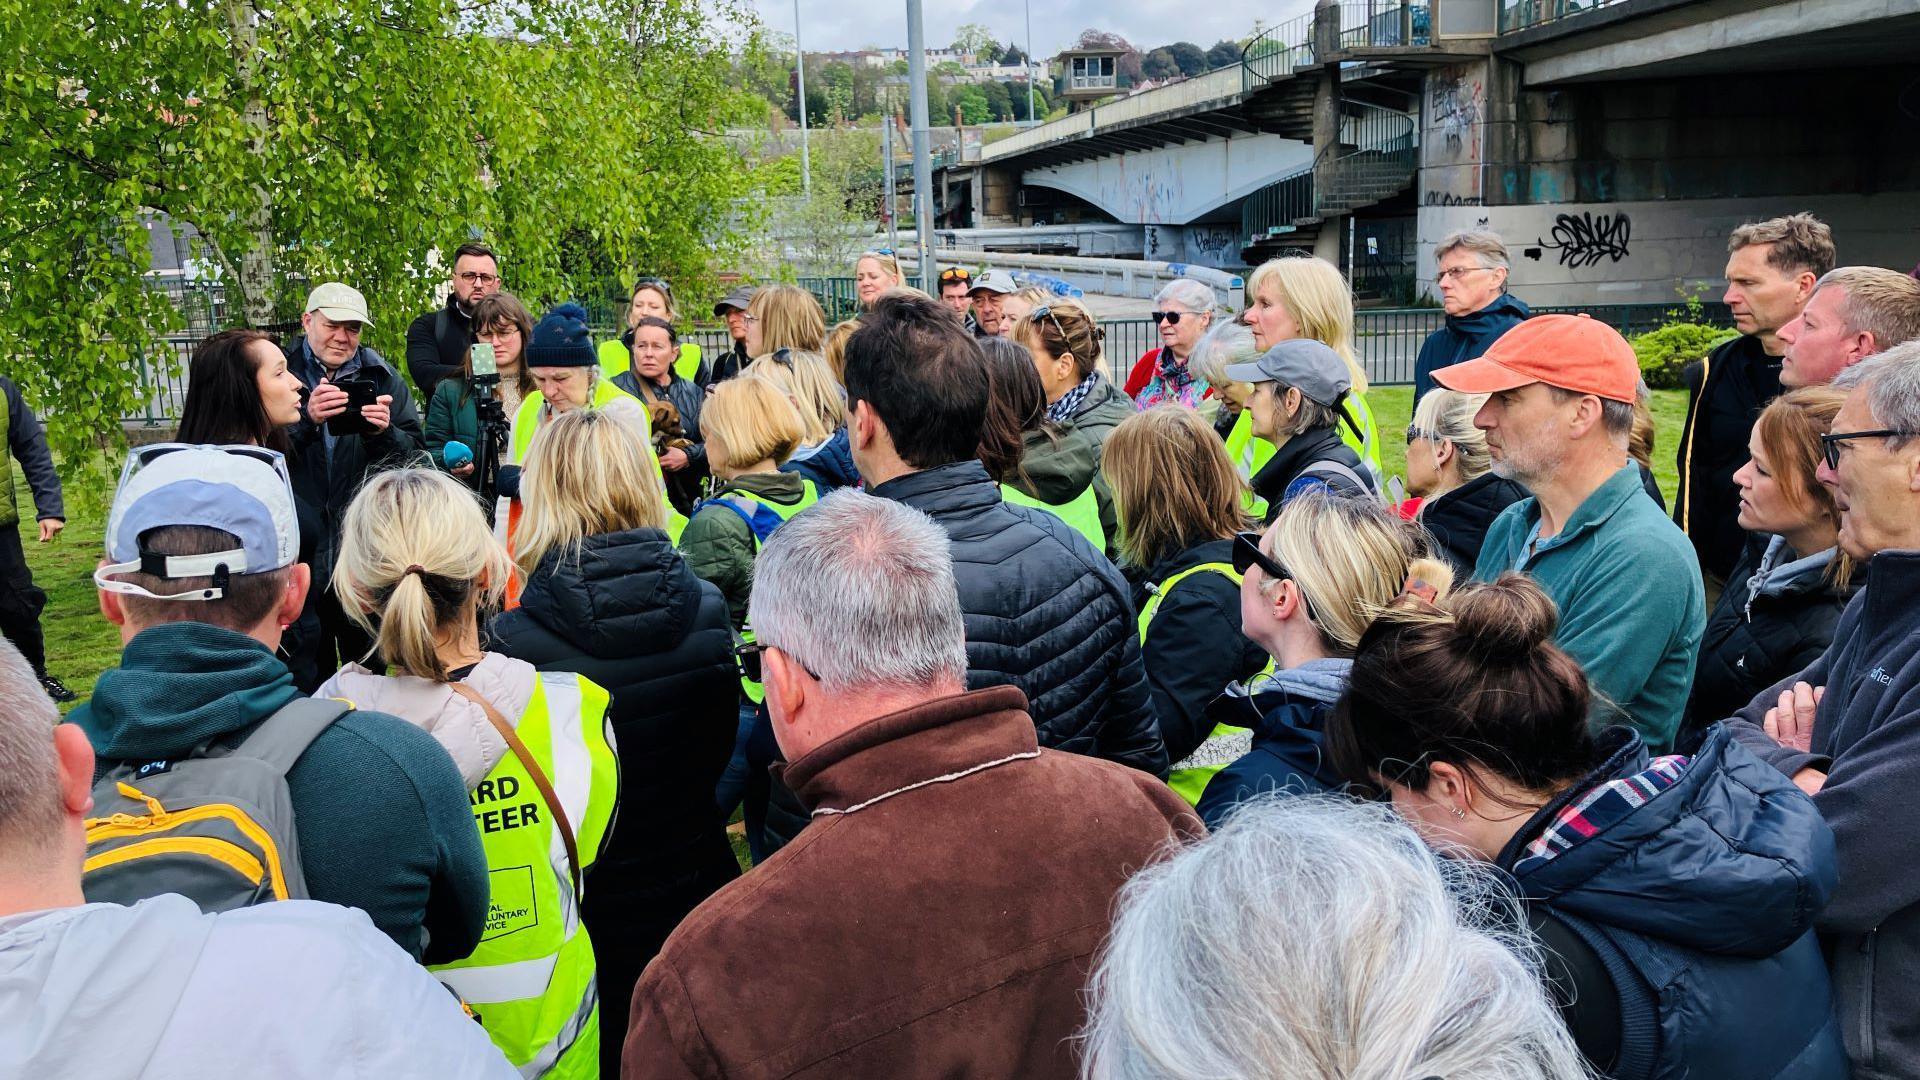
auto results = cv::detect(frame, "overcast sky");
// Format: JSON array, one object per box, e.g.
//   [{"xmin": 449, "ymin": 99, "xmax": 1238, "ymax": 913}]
[{"xmin": 750, "ymin": 0, "xmax": 1316, "ymax": 59}]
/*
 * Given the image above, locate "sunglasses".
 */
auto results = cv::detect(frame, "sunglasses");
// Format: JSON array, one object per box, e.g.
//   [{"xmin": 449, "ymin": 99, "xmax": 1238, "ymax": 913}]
[
  {"xmin": 938, "ymin": 267, "xmax": 973, "ymax": 283},
  {"xmin": 1232, "ymin": 531, "xmax": 1320, "ymax": 622},
  {"xmin": 865, "ymin": 248, "xmax": 895, "ymax": 258},
  {"xmin": 632, "ymin": 276, "xmax": 674, "ymax": 300},
  {"xmin": 1820, "ymin": 429, "xmax": 1909, "ymax": 471},
  {"xmin": 1151, "ymin": 310, "xmax": 1202, "ymax": 325},
  {"xmin": 1029, "ymin": 304, "xmax": 1073, "ymax": 340},
  {"xmin": 1405, "ymin": 424, "xmax": 1441, "ymax": 445},
  {"xmin": 735, "ymin": 641, "xmax": 820, "ymax": 684}
]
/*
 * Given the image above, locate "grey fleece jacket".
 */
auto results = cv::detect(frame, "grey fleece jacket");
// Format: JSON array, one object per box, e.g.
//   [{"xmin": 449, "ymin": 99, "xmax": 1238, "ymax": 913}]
[{"xmin": 1725, "ymin": 549, "xmax": 1920, "ymax": 1079}]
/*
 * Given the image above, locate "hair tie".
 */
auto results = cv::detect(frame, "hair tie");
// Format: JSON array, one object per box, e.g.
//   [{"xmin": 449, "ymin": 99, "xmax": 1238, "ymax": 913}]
[
  {"xmin": 1401, "ymin": 575, "xmax": 1439, "ymax": 605},
  {"xmin": 404, "ymin": 564, "xmax": 428, "ymax": 579}
]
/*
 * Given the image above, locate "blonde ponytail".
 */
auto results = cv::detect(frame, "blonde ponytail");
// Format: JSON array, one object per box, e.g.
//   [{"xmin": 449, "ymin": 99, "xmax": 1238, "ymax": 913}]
[{"xmin": 332, "ymin": 468, "xmax": 511, "ymax": 681}]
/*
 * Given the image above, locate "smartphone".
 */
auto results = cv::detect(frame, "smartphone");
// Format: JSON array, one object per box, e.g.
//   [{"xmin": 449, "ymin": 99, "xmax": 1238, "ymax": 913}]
[
  {"xmin": 470, "ymin": 342, "xmax": 497, "ymax": 378},
  {"xmin": 325, "ymin": 374, "xmax": 381, "ymax": 436}
]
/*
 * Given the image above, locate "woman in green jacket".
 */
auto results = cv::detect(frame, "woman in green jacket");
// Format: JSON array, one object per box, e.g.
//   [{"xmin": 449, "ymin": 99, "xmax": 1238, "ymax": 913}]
[
  {"xmin": 1009, "ymin": 297, "xmax": 1136, "ymax": 558},
  {"xmin": 424, "ymin": 292, "xmax": 537, "ymax": 492}
]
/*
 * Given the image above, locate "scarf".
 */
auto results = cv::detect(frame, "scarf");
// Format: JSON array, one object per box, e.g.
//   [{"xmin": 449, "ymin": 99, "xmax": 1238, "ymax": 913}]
[
  {"xmin": 1046, "ymin": 371, "xmax": 1102, "ymax": 425},
  {"xmin": 1135, "ymin": 348, "xmax": 1204, "ymax": 410}
]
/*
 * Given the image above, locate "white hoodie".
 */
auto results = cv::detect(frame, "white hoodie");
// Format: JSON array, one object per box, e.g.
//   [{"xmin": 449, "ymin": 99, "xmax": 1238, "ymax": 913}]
[
  {"xmin": 0, "ymin": 894, "xmax": 516, "ymax": 1079},
  {"xmin": 317, "ymin": 652, "xmax": 537, "ymax": 788}
]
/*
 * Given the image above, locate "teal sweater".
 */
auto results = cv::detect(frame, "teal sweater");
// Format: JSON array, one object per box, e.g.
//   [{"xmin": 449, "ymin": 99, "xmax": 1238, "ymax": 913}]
[
  {"xmin": 69, "ymin": 623, "xmax": 489, "ymax": 963},
  {"xmin": 1474, "ymin": 464, "xmax": 1705, "ymax": 750}
]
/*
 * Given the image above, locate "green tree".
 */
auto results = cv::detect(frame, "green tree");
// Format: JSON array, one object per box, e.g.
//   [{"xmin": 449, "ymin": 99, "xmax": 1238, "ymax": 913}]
[
  {"xmin": 0, "ymin": 0, "xmax": 761, "ymax": 490},
  {"xmin": 1205, "ymin": 39, "xmax": 1243, "ymax": 68},
  {"xmin": 980, "ymin": 80, "xmax": 1013, "ymax": 121},
  {"xmin": 952, "ymin": 23, "xmax": 999, "ymax": 61},
  {"xmin": 1166, "ymin": 42, "xmax": 1208, "ymax": 76},
  {"xmin": 1142, "ymin": 48, "xmax": 1179, "ymax": 81},
  {"xmin": 953, "ymin": 86, "xmax": 990, "ymax": 125}
]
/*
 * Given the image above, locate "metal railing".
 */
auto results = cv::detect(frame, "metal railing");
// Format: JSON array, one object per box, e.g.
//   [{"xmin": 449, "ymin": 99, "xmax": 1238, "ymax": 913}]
[
  {"xmin": 1499, "ymin": 0, "xmax": 1630, "ymax": 33},
  {"xmin": 1333, "ymin": 1, "xmax": 1433, "ymax": 48},
  {"xmin": 1241, "ymin": 169, "xmax": 1318, "ymax": 245},
  {"xmin": 1242, "ymin": 12, "xmax": 1317, "ymax": 83}
]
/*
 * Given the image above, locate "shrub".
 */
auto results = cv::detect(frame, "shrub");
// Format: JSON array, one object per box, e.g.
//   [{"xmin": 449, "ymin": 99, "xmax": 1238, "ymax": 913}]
[{"xmin": 1633, "ymin": 321, "xmax": 1737, "ymax": 390}]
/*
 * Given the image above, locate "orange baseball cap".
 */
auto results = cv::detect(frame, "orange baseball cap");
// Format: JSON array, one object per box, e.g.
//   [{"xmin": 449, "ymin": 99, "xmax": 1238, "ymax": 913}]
[{"xmin": 1431, "ymin": 314, "xmax": 1639, "ymax": 403}]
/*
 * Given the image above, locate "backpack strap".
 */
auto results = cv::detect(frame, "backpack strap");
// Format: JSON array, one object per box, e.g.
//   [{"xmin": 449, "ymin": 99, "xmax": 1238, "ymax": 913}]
[
  {"xmin": 233, "ymin": 698, "xmax": 353, "ymax": 775},
  {"xmin": 694, "ymin": 494, "xmax": 783, "ymax": 546},
  {"xmin": 447, "ymin": 682, "xmax": 582, "ymax": 899},
  {"xmin": 435, "ymin": 306, "xmax": 452, "ymax": 345},
  {"xmin": 1287, "ymin": 459, "xmax": 1375, "ymax": 501}
]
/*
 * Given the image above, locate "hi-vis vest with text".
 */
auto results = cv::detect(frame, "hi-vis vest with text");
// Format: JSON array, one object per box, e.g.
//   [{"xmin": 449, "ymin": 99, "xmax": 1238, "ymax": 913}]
[
  {"xmin": 1002, "ymin": 482, "xmax": 1106, "ymax": 553},
  {"xmin": 597, "ymin": 337, "xmax": 704, "ymax": 384},
  {"xmin": 432, "ymin": 671, "xmax": 618, "ymax": 1080},
  {"xmin": 1137, "ymin": 561, "xmax": 1266, "ymax": 806},
  {"xmin": 700, "ymin": 479, "xmax": 821, "ymax": 703}
]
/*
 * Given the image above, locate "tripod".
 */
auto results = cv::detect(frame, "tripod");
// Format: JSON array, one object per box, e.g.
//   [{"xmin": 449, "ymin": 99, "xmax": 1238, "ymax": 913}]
[{"xmin": 470, "ymin": 375, "xmax": 511, "ymax": 517}]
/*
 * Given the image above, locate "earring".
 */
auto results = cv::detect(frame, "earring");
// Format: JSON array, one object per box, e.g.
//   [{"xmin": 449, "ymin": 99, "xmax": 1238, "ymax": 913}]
[{"xmin": 1450, "ymin": 806, "xmax": 1467, "ymax": 819}]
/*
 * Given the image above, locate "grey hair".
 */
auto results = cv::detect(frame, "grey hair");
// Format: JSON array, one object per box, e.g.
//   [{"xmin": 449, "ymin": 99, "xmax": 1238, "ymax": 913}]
[
  {"xmin": 1435, "ymin": 229, "xmax": 1512, "ymax": 271},
  {"xmin": 0, "ymin": 637, "xmax": 62, "ymax": 854},
  {"xmin": 1153, "ymin": 278, "xmax": 1218, "ymax": 317},
  {"xmin": 748, "ymin": 488, "xmax": 969, "ymax": 694},
  {"xmin": 1548, "ymin": 387, "xmax": 1635, "ymax": 440},
  {"xmin": 1186, "ymin": 319, "xmax": 1256, "ymax": 389},
  {"xmin": 1834, "ymin": 339, "xmax": 1920, "ymax": 452},
  {"xmin": 1081, "ymin": 797, "xmax": 1592, "ymax": 1080}
]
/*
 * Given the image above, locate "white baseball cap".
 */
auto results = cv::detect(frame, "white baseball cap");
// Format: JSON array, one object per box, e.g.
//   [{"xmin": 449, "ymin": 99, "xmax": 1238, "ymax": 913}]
[
  {"xmin": 303, "ymin": 282, "xmax": 373, "ymax": 326},
  {"xmin": 95, "ymin": 445, "xmax": 300, "ymax": 602},
  {"xmin": 968, "ymin": 269, "xmax": 1017, "ymax": 296}
]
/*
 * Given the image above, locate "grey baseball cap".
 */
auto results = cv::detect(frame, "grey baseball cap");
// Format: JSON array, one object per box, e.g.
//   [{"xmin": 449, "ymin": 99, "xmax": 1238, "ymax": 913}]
[
  {"xmin": 1223, "ymin": 339, "xmax": 1352, "ymax": 407},
  {"xmin": 968, "ymin": 269, "xmax": 1016, "ymax": 296},
  {"xmin": 712, "ymin": 285, "xmax": 757, "ymax": 316}
]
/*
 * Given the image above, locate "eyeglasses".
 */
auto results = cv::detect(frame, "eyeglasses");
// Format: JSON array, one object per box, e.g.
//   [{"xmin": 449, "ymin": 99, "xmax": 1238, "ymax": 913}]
[
  {"xmin": 455, "ymin": 272, "xmax": 499, "ymax": 285},
  {"xmin": 1405, "ymin": 424, "xmax": 1441, "ymax": 445},
  {"xmin": 735, "ymin": 641, "xmax": 820, "ymax": 684},
  {"xmin": 741, "ymin": 312, "xmax": 760, "ymax": 324},
  {"xmin": 938, "ymin": 267, "xmax": 973, "ymax": 283},
  {"xmin": 1436, "ymin": 266, "xmax": 1496, "ymax": 283},
  {"xmin": 1151, "ymin": 310, "xmax": 1203, "ymax": 325},
  {"xmin": 1821, "ymin": 429, "xmax": 1910, "ymax": 471}
]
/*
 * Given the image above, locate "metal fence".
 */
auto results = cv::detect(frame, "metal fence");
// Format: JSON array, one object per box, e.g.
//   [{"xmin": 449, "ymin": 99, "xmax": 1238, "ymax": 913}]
[
  {"xmin": 126, "ymin": 280, "xmax": 1731, "ymax": 423},
  {"xmin": 1499, "ymin": 0, "xmax": 1629, "ymax": 33}
]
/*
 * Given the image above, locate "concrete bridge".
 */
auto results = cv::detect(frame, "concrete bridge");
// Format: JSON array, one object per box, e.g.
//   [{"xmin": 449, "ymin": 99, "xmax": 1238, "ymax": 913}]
[{"xmin": 928, "ymin": 0, "xmax": 1920, "ymax": 304}]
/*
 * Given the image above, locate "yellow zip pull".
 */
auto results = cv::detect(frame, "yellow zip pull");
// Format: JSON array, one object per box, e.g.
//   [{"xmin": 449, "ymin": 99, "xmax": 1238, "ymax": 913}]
[{"xmin": 115, "ymin": 782, "xmax": 169, "ymax": 820}]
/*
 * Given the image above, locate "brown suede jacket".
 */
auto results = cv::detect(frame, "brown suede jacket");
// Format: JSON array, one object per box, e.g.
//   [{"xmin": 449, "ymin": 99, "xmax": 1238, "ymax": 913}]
[{"xmin": 621, "ymin": 685, "xmax": 1203, "ymax": 1079}]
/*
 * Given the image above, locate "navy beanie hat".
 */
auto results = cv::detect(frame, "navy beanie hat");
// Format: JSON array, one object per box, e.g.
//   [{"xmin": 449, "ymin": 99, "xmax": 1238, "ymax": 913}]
[{"xmin": 526, "ymin": 302, "xmax": 598, "ymax": 367}]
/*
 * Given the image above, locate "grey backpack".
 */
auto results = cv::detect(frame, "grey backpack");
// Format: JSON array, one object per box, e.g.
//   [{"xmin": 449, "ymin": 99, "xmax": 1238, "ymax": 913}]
[{"xmin": 82, "ymin": 698, "xmax": 351, "ymax": 913}]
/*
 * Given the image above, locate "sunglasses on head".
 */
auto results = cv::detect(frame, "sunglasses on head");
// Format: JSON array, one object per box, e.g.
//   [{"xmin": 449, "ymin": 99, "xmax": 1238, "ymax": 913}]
[
  {"xmin": 633, "ymin": 276, "xmax": 673, "ymax": 300},
  {"xmin": 938, "ymin": 267, "xmax": 973, "ymax": 283},
  {"xmin": 1405, "ymin": 424, "xmax": 1441, "ymax": 445},
  {"xmin": 1232, "ymin": 531, "xmax": 1321, "ymax": 622}
]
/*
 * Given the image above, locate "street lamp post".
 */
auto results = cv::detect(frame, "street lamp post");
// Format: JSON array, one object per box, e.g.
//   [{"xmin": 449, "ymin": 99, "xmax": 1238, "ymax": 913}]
[
  {"xmin": 905, "ymin": 0, "xmax": 934, "ymax": 283},
  {"xmin": 1024, "ymin": 0, "xmax": 1036, "ymax": 125},
  {"xmin": 794, "ymin": 0, "xmax": 810, "ymax": 194}
]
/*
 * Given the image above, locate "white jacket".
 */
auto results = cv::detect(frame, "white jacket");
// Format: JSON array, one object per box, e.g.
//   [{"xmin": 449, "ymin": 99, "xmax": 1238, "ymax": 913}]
[
  {"xmin": 0, "ymin": 894, "xmax": 516, "ymax": 1079},
  {"xmin": 317, "ymin": 652, "xmax": 538, "ymax": 788}
]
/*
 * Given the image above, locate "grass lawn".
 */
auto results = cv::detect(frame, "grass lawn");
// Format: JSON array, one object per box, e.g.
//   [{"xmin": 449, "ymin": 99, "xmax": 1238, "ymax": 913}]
[{"xmin": 23, "ymin": 392, "xmax": 1689, "ymax": 715}]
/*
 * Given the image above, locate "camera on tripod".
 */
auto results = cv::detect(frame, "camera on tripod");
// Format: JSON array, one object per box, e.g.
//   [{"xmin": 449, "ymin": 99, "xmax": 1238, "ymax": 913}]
[{"xmin": 467, "ymin": 343, "xmax": 513, "ymax": 510}]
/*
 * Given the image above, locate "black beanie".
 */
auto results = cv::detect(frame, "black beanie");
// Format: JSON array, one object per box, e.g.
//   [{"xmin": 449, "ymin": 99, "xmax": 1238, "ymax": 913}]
[{"xmin": 526, "ymin": 302, "xmax": 598, "ymax": 367}]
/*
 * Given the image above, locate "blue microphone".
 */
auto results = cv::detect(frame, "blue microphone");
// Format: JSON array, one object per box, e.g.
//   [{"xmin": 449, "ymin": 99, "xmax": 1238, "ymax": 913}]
[{"xmin": 443, "ymin": 441, "xmax": 473, "ymax": 468}]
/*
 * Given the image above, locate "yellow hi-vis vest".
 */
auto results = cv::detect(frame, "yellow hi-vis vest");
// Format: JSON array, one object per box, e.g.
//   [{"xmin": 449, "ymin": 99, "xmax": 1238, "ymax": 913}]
[
  {"xmin": 598, "ymin": 338, "xmax": 704, "ymax": 384},
  {"xmin": 708, "ymin": 480, "xmax": 821, "ymax": 703},
  {"xmin": 432, "ymin": 671, "xmax": 619, "ymax": 1080},
  {"xmin": 1224, "ymin": 410, "xmax": 1277, "ymax": 520},
  {"xmin": 1137, "ymin": 561, "xmax": 1269, "ymax": 806},
  {"xmin": 506, "ymin": 379, "xmax": 686, "ymax": 542},
  {"xmin": 1339, "ymin": 388, "xmax": 1383, "ymax": 483},
  {"xmin": 1001, "ymin": 482, "xmax": 1106, "ymax": 553}
]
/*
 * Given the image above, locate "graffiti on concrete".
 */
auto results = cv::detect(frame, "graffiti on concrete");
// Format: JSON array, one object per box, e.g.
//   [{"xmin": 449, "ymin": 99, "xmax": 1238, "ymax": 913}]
[
  {"xmin": 1526, "ymin": 211, "xmax": 1632, "ymax": 268},
  {"xmin": 1424, "ymin": 191, "xmax": 1485, "ymax": 207},
  {"xmin": 1429, "ymin": 69, "xmax": 1483, "ymax": 155}
]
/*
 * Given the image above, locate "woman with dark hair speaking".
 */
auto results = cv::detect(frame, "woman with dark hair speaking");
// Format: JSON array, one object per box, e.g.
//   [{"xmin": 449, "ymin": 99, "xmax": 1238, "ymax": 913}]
[
  {"xmin": 1327, "ymin": 572, "xmax": 1848, "ymax": 1079},
  {"xmin": 176, "ymin": 327, "xmax": 327, "ymax": 690}
]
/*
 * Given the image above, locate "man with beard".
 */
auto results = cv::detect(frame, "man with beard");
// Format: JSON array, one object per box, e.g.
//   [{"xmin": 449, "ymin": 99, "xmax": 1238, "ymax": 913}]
[
  {"xmin": 406, "ymin": 242, "xmax": 502, "ymax": 400},
  {"xmin": 1436, "ymin": 314, "xmax": 1704, "ymax": 752}
]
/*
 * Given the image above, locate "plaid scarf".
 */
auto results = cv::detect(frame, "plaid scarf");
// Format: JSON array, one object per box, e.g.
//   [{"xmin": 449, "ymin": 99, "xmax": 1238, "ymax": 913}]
[
  {"xmin": 1135, "ymin": 348, "xmax": 1204, "ymax": 410},
  {"xmin": 1514, "ymin": 754, "xmax": 1690, "ymax": 873},
  {"xmin": 1046, "ymin": 371, "xmax": 1102, "ymax": 424}
]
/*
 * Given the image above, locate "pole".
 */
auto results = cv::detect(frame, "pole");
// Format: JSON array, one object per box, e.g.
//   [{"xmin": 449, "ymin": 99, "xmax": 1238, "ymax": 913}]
[
  {"xmin": 906, "ymin": 0, "xmax": 934, "ymax": 284},
  {"xmin": 883, "ymin": 114, "xmax": 900, "ymax": 254},
  {"xmin": 1024, "ymin": 0, "xmax": 1037, "ymax": 125},
  {"xmin": 793, "ymin": 0, "xmax": 810, "ymax": 194}
]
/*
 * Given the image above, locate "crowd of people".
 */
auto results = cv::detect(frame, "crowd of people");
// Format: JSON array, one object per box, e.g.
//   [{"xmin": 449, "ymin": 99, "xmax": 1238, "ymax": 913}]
[{"xmin": 4, "ymin": 214, "xmax": 1920, "ymax": 1080}]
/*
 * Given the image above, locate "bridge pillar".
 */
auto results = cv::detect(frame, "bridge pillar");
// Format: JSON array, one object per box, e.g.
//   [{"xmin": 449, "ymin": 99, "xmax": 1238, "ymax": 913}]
[{"xmin": 1311, "ymin": 2, "xmax": 1348, "ymax": 272}]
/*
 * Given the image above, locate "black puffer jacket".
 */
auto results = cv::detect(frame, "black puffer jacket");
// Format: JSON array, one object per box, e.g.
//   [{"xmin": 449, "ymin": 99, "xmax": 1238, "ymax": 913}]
[
  {"xmin": 871, "ymin": 461, "xmax": 1167, "ymax": 776},
  {"xmin": 1682, "ymin": 535, "xmax": 1855, "ymax": 746},
  {"xmin": 1127, "ymin": 539, "xmax": 1269, "ymax": 764},
  {"xmin": 1419, "ymin": 472, "xmax": 1530, "ymax": 575},
  {"xmin": 487, "ymin": 526, "xmax": 740, "ymax": 1075}
]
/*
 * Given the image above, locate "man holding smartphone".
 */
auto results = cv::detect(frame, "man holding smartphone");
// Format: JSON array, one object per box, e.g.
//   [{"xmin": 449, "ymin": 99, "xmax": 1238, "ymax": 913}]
[{"xmin": 286, "ymin": 282, "xmax": 423, "ymax": 672}]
